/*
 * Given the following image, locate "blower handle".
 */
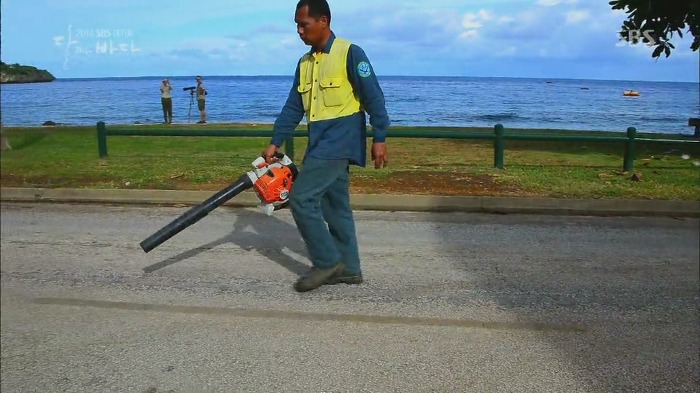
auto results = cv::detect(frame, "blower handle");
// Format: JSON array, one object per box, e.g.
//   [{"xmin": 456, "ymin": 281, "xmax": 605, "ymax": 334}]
[{"xmin": 261, "ymin": 151, "xmax": 286, "ymax": 162}]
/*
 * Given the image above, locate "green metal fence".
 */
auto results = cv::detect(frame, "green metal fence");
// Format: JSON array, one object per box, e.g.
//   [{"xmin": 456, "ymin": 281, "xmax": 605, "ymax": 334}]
[{"xmin": 96, "ymin": 121, "xmax": 698, "ymax": 172}]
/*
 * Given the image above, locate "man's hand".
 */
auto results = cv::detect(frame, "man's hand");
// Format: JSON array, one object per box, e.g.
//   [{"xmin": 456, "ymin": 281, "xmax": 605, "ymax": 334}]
[
  {"xmin": 371, "ymin": 142, "xmax": 388, "ymax": 169},
  {"xmin": 263, "ymin": 144, "xmax": 280, "ymax": 163}
]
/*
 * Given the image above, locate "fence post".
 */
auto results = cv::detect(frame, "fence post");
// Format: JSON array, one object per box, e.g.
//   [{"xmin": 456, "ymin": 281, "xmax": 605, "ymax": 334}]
[
  {"xmin": 97, "ymin": 121, "xmax": 108, "ymax": 157},
  {"xmin": 494, "ymin": 124, "xmax": 505, "ymax": 169},
  {"xmin": 284, "ymin": 136, "xmax": 295, "ymax": 162},
  {"xmin": 623, "ymin": 126, "xmax": 636, "ymax": 172}
]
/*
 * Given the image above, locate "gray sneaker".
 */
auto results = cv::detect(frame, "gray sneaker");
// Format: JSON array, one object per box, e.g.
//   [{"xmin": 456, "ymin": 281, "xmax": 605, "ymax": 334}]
[
  {"xmin": 294, "ymin": 263, "xmax": 345, "ymax": 292},
  {"xmin": 328, "ymin": 270, "xmax": 363, "ymax": 285}
]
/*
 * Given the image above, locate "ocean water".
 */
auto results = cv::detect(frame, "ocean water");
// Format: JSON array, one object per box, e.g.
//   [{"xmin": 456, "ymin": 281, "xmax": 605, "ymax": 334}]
[{"xmin": 0, "ymin": 75, "xmax": 698, "ymax": 135}]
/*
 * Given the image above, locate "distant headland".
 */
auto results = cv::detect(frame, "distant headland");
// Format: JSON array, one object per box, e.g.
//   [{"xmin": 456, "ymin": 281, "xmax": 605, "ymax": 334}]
[{"xmin": 0, "ymin": 62, "xmax": 55, "ymax": 84}]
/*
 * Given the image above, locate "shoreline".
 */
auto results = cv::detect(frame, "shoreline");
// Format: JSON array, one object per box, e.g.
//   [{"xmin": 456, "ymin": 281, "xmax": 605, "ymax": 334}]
[{"xmin": 1, "ymin": 122, "xmax": 697, "ymax": 138}]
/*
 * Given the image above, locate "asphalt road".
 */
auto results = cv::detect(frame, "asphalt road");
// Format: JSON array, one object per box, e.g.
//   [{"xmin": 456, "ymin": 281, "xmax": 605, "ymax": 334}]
[{"xmin": 1, "ymin": 202, "xmax": 698, "ymax": 392}]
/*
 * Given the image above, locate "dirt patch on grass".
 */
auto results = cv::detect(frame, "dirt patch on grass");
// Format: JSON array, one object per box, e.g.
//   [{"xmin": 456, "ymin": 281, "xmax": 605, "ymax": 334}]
[
  {"xmin": 350, "ymin": 171, "xmax": 532, "ymax": 196},
  {"xmin": 1, "ymin": 171, "xmax": 536, "ymax": 197}
]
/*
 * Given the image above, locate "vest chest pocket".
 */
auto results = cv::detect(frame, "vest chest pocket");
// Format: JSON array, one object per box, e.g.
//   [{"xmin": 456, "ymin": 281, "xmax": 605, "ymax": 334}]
[
  {"xmin": 297, "ymin": 83, "xmax": 312, "ymax": 111},
  {"xmin": 319, "ymin": 77, "xmax": 345, "ymax": 107}
]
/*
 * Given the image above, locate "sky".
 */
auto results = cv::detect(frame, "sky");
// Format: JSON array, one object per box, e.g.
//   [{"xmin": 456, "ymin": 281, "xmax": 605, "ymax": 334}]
[{"xmin": 1, "ymin": 0, "xmax": 699, "ymax": 82}]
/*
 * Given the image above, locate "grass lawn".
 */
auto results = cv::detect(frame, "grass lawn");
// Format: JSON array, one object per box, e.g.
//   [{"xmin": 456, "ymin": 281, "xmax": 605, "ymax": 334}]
[{"xmin": 1, "ymin": 123, "xmax": 698, "ymax": 200}]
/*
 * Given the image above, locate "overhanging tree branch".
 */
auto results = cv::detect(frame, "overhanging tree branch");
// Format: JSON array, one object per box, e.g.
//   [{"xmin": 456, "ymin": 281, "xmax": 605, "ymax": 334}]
[{"xmin": 610, "ymin": 0, "xmax": 699, "ymax": 58}]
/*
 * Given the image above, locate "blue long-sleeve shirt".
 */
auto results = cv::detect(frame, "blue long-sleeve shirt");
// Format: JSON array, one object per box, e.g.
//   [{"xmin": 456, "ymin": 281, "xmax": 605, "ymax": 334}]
[{"xmin": 271, "ymin": 33, "xmax": 390, "ymax": 167}]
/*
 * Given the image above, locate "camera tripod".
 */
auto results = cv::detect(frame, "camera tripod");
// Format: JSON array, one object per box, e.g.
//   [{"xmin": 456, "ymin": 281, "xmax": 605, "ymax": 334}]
[{"xmin": 187, "ymin": 90, "xmax": 195, "ymax": 123}]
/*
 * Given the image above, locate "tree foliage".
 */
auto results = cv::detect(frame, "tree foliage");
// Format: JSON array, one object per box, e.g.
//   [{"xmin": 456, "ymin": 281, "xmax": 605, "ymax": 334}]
[
  {"xmin": 0, "ymin": 61, "xmax": 47, "ymax": 75},
  {"xmin": 0, "ymin": 61, "xmax": 54, "ymax": 79},
  {"xmin": 610, "ymin": 0, "xmax": 699, "ymax": 58}
]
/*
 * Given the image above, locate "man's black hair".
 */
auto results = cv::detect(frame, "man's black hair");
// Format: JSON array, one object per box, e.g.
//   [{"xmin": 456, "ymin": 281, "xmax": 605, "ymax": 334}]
[{"xmin": 296, "ymin": 0, "xmax": 331, "ymax": 24}]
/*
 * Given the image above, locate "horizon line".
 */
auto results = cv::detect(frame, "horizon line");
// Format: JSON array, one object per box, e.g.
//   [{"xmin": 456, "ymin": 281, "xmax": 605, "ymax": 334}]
[{"xmin": 48, "ymin": 74, "xmax": 699, "ymax": 84}]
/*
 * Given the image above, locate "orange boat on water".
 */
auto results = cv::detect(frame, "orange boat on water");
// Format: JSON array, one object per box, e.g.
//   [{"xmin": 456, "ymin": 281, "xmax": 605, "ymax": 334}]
[{"xmin": 623, "ymin": 90, "xmax": 640, "ymax": 96}]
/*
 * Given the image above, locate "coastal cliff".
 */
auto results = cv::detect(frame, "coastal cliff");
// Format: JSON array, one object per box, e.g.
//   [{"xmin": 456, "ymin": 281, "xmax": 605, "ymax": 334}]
[{"xmin": 0, "ymin": 62, "xmax": 55, "ymax": 84}]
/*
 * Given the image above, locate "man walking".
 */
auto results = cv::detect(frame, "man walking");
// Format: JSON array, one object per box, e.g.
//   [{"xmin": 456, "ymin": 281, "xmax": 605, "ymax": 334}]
[{"xmin": 264, "ymin": 0, "xmax": 390, "ymax": 292}]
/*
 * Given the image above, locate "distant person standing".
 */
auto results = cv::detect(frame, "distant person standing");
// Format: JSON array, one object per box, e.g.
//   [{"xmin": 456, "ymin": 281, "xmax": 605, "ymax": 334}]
[
  {"xmin": 196, "ymin": 75, "xmax": 207, "ymax": 124},
  {"xmin": 160, "ymin": 79, "xmax": 173, "ymax": 124}
]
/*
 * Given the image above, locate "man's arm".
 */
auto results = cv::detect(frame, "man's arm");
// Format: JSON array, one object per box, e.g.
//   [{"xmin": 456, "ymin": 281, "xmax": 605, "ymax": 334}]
[
  {"xmin": 270, "ymin": 62, "xmax": 305, "ymax": 147},
  {"xmin": 346, "ymin": 44, "xmax": 390, "ymax": 143}
]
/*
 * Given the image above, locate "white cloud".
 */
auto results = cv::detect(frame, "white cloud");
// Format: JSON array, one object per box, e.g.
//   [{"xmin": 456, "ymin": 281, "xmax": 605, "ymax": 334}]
[
  {"xmin": 457, "ymin": 9, "xmax": 493, "ymax": 40},
  {"xmin": 536, "ymin": 0, "xmax": 562, "ymax": 6},
  {"xmin": 461, "ymin": 9, "xmax": 493, "ymax": 29},
  {"xmin": 537, "ymin": 0, "xmax": 578, "ymax": 6},
  {"xmin": 459, "ymin": 30, "xmax": 479, "ymax": 40},
  {"xmin": 565, "ymin": 10, "xmax": 590, "ymax": 24}
]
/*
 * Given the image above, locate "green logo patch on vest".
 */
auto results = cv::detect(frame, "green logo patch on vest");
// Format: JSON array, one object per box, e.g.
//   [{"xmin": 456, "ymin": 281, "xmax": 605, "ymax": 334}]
[{"xmin": 357, "ymin": 61, "xmax": 372, "ymax": 78}]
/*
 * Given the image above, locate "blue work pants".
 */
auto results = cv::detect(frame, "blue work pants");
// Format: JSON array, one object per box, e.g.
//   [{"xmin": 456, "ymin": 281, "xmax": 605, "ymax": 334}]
[{"xmin": 288, "ymin": 157, "xmax": 361, "ymax": 274}]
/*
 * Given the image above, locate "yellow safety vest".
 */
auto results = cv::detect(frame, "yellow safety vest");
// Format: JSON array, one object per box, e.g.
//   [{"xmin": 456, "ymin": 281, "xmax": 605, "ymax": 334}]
[{"xmin": 297, "ymin": 38, "xmax": 362, "ymax": 122}]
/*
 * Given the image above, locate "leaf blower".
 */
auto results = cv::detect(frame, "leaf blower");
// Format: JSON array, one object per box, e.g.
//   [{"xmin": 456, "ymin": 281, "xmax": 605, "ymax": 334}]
[{"xmin": 139, "ymin": 152, "xmax": 298, "ymax": 253}]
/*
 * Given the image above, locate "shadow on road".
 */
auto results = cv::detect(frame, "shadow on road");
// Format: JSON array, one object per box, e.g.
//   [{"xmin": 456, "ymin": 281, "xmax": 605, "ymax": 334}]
[
  {"xmin": 142, "ymin": 208, "xmax": 309, "ymax": 276},
  {"xmin": 430, "ymin": 213, "xmax": 700, "ymax": 392}
]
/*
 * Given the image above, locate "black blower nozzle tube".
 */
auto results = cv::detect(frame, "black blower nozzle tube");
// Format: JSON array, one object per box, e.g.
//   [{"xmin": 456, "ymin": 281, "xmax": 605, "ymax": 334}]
[{"xmin": 140, "ymin": 174, "xmax": 254, "ymax": 253}]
